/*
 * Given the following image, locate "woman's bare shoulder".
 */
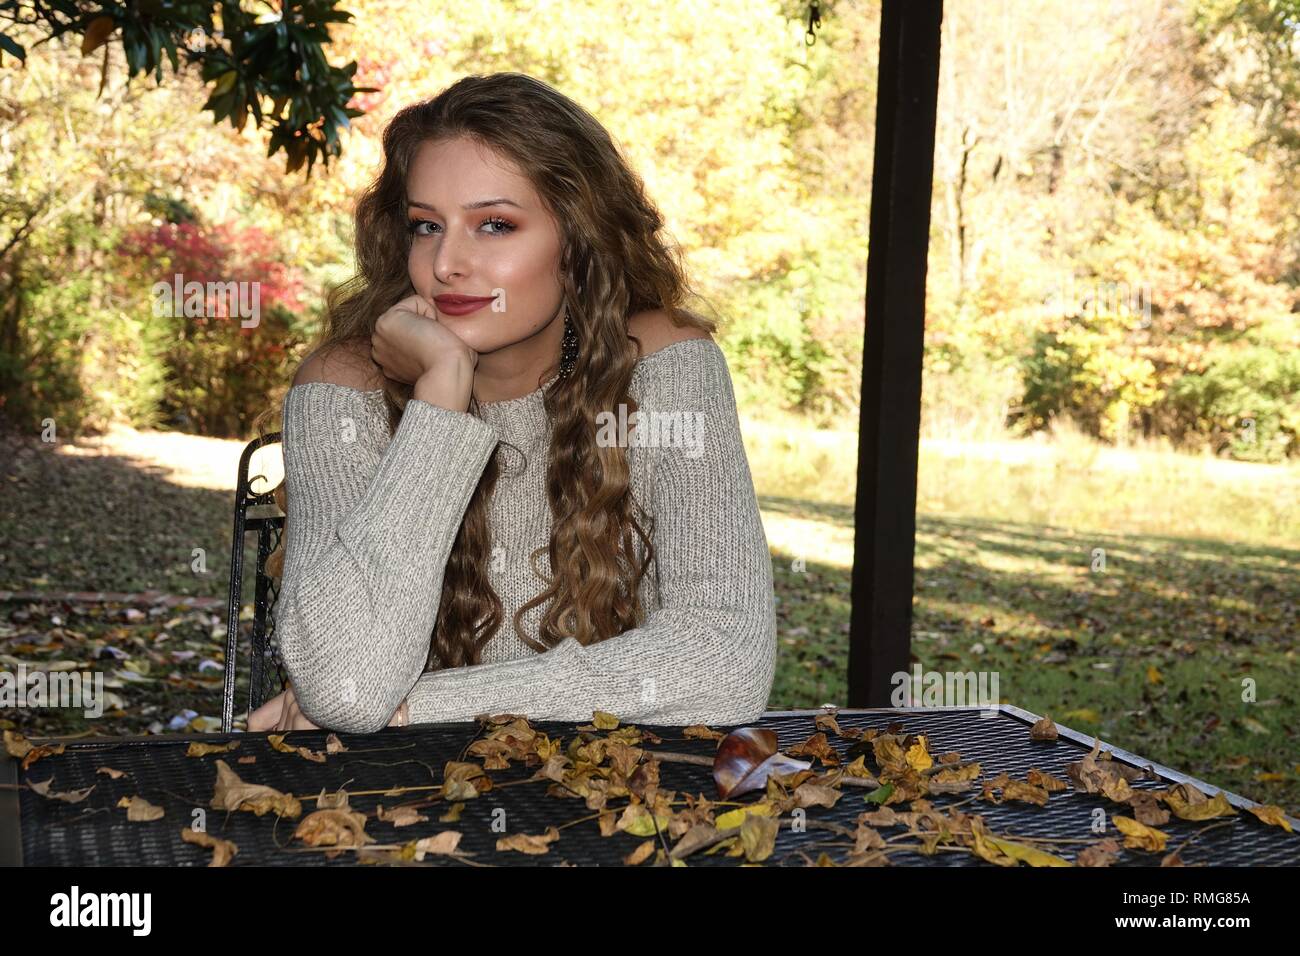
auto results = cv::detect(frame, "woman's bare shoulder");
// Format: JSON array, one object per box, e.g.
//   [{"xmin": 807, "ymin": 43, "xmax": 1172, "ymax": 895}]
[
  {"xmin": 292, "ymin": 339, "xmax": 386, "ymax": 391},
  {"xmin": 627, "ymin": 308, "xmax": 714, "ymax": 358}
]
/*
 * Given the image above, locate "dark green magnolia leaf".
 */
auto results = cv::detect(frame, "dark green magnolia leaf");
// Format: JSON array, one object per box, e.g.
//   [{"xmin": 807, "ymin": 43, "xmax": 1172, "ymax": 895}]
[
  {"xmin": 213, "ymin": 71, "xmax": 238, "ymax": 96},
  {"xmin": 0, "ymin": 32, "xmax": 26, "ymax": 63}
]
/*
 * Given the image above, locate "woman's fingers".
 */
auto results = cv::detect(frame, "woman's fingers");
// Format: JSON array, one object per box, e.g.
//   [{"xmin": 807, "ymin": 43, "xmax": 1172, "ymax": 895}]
[
  {"xmin": 247, "ymin": 695, "xmax": 282, "ymax": 732},
  {"xmin": 246, "ymin": 686, "xmax": 321, "ymax": 732},
  {"xmin": 247, "ymin": 687, "xmax": 295, "ymax": 732},
  {"xmin": 276, "ymin": 688, "xmax": 295, "ymax": 731}
]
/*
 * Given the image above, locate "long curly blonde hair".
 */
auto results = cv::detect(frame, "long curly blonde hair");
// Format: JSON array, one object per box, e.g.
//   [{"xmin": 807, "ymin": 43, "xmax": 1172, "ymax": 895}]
[{"xmin": 284, "ymin": 73, "xmax": 715, "ymax": 670}]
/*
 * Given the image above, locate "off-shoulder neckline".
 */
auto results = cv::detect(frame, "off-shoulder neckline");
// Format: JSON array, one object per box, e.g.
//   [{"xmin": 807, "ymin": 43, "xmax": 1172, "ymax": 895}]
[{"xmin": 285, "ymin": 335, "xmax": 719, "ymax": 406}]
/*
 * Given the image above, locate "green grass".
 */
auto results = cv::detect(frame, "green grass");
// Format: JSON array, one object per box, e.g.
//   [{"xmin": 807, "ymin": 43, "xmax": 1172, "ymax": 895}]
[
  {"xmin": 745, "ymin": 409, "xmax": 1300, "ymax": 816},
  {"xmin": 2, "ymin": 416, "xmax": 1297, "ymax": 816}
]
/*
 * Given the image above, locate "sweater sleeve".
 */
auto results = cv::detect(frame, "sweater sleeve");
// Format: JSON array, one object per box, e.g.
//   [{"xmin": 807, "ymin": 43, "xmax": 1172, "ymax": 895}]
[
  {"xmin": 273, "ymin": 383, "xmax": 499, "ymax": 732},
  {"xmin": 401, "ymin": 376, "xmax": 778, "ymax": 727}
]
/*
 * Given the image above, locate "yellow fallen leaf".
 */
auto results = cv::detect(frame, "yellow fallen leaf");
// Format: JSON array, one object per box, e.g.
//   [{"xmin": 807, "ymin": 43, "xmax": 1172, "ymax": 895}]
[
  {"xmin": 1113, "ymin": 815, "xmax": 1168, "ymax": 852},
  {"xmin": 592, "ymin": 711, "xmax": 620, "ymax": 730},
  {"xmin": 1146, "ymin": 666, "xmax": 1163, "ymax": 685},
  {"xmin": 1164, "ymin": 783, "xmax": 1237, "ymax": 821},
  {"xmin": 619, "ymin": 803, "xmax": 672, "ymax": 837},
  {"xmin": 970, "ymin": 821, "xmax": 1018, "ymax": 866},
  {"xmin": 842, "ymin": 754, "xmax": 878, "ymax": 781},
  {"xmin": 905, "ymin": 737, "xmax": 933, "ymax": 771},
  {"xmin": 1245, "ymin": 805, "xmax": 1293, "ymax": 833},
  {"xmin": 740, "ymin": 813, "xmax": 780, "ymax": 862},
  {"xmin": 987, "ymin": 837, "xmax": 1072, "ymax": 867},
  {"xmin": 1100, "ymin": 776, "xmax": 1135, "ymax": 803},
  {"xmin": 714, "ymin": 801, "xmax": 777, "ymax": 831}
]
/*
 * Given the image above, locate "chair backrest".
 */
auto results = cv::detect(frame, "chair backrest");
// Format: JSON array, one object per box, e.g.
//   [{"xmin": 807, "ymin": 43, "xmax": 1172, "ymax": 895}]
[{"xmin": 221, "ymin": 433, "xmax": 288, "ymax": 733}]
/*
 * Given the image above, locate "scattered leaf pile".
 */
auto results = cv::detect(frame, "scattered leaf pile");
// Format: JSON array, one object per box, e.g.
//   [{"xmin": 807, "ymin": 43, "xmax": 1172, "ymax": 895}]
[{"xmin": 5, "ymin": 707, "xmax": 1295, "ymax": 867}]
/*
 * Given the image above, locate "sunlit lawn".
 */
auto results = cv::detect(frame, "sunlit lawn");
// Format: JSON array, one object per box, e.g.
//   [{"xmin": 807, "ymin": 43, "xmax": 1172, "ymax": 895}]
[{"xmin": 745, "ymin": 409, "xmax": 1300, "ymax": 816}]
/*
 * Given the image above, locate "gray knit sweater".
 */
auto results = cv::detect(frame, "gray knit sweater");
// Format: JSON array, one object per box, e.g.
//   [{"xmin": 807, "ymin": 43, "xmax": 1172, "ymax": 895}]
[{"xmin": 273, "ymin": 337, "xmax": 776, "ymax": 733}]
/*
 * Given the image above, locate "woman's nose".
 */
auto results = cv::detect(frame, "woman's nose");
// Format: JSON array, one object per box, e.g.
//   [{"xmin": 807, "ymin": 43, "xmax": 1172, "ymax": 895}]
[{"xmin": 431, "ymin": 231, "xmax": 471, "ymax": 285}]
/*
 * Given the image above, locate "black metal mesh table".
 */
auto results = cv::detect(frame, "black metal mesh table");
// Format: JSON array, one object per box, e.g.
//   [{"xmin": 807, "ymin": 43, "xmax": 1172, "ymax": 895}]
[{"xmin": 4, "ymin": 706, "xmax": 1297, "ymax": 866}]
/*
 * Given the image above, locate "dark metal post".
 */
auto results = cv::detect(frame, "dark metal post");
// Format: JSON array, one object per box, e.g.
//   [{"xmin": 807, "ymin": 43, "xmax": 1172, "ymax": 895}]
[{"xmin": 849, "ymin": 0, "xmax": 943, "ymax": 705}]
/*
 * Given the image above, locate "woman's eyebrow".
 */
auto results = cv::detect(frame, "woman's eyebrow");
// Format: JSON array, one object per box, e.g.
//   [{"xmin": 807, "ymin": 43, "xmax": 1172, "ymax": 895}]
[{"xmin": 407, "ymin": 198, "xmax": 525, "ymax": 211}]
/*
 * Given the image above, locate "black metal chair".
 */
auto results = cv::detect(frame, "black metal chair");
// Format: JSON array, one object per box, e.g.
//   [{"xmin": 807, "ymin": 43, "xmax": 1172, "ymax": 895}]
[{"xmin": 221, "ymin": 433, "xmax": 289, "ymax": 733}]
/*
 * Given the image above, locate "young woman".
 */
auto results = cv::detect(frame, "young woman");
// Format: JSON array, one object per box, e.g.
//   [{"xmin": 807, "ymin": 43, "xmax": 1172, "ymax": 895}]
[{"xmin": 248, "ymin": 72, "xmax": 776, "ymax": 734}]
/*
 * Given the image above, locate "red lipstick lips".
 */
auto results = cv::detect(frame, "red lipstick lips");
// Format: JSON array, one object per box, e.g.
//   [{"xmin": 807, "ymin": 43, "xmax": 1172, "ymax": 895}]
[{"xmin": 433, "ymin": 294, "xmax": 496, "ymax": 316}]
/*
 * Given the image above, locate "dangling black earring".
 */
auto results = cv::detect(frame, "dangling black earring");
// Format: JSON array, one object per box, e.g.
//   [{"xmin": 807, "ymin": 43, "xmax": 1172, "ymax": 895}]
[{"xmin": 559, "ymin": 308, "xmax": 578, "ymax": 379}]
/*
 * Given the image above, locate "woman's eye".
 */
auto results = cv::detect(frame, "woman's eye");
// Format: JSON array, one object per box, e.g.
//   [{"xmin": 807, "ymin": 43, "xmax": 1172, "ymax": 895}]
[{"xmin": 406, "ymin": 218, "xmax": 516, "ymax": 237}]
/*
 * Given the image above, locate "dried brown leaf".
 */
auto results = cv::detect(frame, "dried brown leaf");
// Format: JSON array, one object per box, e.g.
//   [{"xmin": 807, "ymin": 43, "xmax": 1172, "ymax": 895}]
[
  {"xmin": 181, "ymin": 827, "xmax": 238, "ymax": 866},
  {"xmin": 1076, "ymin": 837, "xmax": 1123, "ymax": 867},
  {"xmin": 1026, "ymin": 768, "xmax": 1068, "ymax": 791},
  {"xmin": 117, "ymin": 795, "xmax": 165, "ymax": 821},
  {"xmin": 186, "ymin": 741, "xmax": 240, "ymax": 757},
  {"xmin": 267, "ymin": 733, "xmax": 326, "ymax": 763},
  {"xmin": 496, "ymin": 826, "xmax": 560, "ymax": 854},
  {"xmin": 1030, "ymin": 715, "xmax": 1058, "ymax": 740},
  {"xmin": 210, "ymin": 759, "xmax": 301, "ymax": 819},
  {"xmin": 684, "ymin": 725, "xmax": 724, "ymax": 741},
  {"xmin": 294, "ymin": 808, "xmax": 374, "ymax": 848},
  {"xmin": 624, "ymin": 839, "xmax": 656, "ymax": 866},
  {"xmin": 28, "ymin": 777, "xmax": 94, "ymax": 803},
  {"xmin": 377, "ymin": 805, "xmax": 428, "ymax": 827},
  {"xmin": 413, "ymin": 831, "xmax": 462, "ymax": 859}
]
